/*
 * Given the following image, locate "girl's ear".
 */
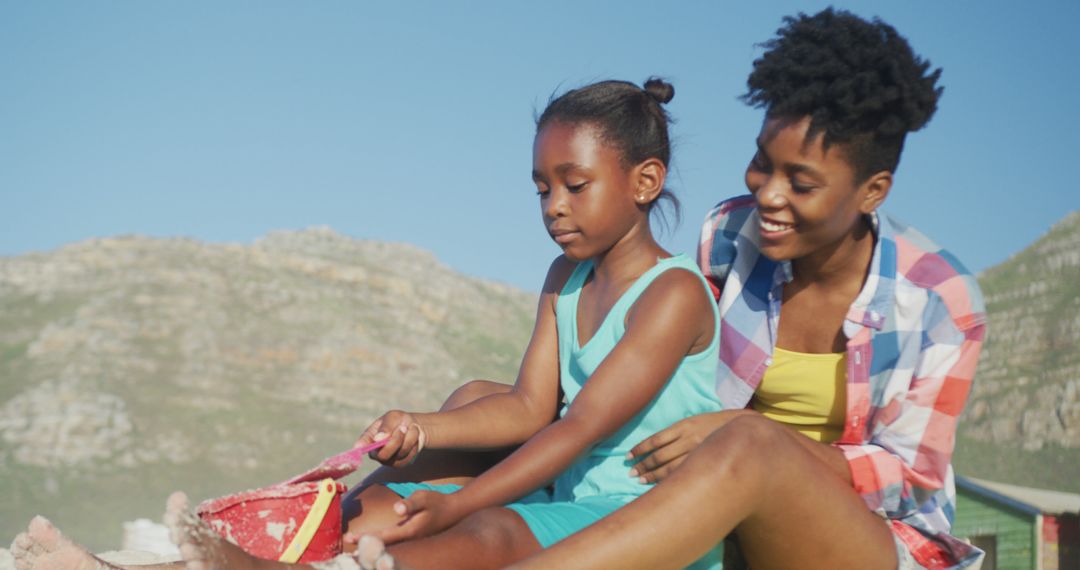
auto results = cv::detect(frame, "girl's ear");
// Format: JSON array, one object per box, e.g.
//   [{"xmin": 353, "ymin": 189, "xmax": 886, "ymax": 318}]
[
  {"xmin": 858, "ymin": 170, "xmax": 892, "ymax": 214},
  {"xmin": 633, "ymin": 158, "xmax": 667, "ymax": 205}
]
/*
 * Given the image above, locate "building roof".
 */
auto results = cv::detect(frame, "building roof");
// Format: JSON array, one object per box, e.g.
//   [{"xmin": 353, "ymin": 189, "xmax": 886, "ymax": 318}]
[{"xmin": 958, "ymin": 476, "xmax": 1080, "ymax": 516}]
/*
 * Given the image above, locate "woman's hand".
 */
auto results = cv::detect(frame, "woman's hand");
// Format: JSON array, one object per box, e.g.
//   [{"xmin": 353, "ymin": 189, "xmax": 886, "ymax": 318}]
[
  {"xmin": 627, "ymin": 410, "xmax": 754, "ymax": 483},
  {"xmin": 375, "ymin": 490, "xmax": 466, "ymax": 545},
  {"xmin": 356, "ymin": 410, "xmax": 428, "ymax": 468}
]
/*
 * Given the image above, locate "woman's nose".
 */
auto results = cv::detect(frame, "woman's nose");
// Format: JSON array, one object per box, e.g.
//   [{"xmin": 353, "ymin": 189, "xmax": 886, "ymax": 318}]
[{"xmin": 754, "ymin": 179, "xmax": 787, "ymax": 209}]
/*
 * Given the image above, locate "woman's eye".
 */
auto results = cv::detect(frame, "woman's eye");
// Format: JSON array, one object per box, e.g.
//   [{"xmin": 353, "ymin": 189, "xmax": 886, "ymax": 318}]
[{"xmin": 749, "ymin": 151, "xmax": 770, "ymax": 172}]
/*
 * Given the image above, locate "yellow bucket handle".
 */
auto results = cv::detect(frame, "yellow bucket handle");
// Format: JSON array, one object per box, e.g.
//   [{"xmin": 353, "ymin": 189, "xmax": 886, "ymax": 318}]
[{"xmin": 278, "ymin": 478, "xmax": 338, "ymax": 563}]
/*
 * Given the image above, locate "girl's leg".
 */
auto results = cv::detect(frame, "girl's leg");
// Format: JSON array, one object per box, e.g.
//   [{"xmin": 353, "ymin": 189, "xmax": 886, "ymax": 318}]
[
  {"xmin": 10, "ymin": 381, "xmax": 518, "ymax": 570},
  {"xmin": 356, "ymin": 380, "xmax": 516, "ymax": 489},
  {"xmin": 343, "ymin": 381, "xmax": 517, "ymax": 545},
  {"xmin": 166, "ymin": 491, "xmax": 307, "ymax": 570},
  {"xmin": 167, "ymin": 490, "xmax": 540, "ymax": 570},
  {"xmin": 507, "ymin": 414, "xmax": 898, "ymax": 570},
  {"xmin": 11, "ymin": 516, "xmax": 183, "ymax": 570},
  {"xmin": 385, "ymin": 507, "xmax": 541, "ymax": 570}
]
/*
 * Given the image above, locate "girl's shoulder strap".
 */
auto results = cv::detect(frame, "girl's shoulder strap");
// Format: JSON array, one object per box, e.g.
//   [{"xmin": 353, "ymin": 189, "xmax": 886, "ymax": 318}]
[
  {"xmin": 613, "ymin": 254, "xmax": 720, "ymax": 351},
  {"xmin": 559, "ymin": 259, "xmax": 593, "ymax": 298},
  {"xmin": 620, "ymin": 254, "xmax": 701, "ymax": 303}
]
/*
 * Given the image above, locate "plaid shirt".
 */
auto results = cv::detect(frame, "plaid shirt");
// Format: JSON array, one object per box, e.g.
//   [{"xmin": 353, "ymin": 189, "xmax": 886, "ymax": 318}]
[{"xmin": 698, "ymin": 196, "xmax": 985, "ymax": 569}]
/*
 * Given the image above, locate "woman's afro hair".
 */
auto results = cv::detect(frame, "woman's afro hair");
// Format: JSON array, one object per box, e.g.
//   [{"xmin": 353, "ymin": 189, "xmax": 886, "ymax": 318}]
[{"xmin": 742, "ymin": 8, "xmax": 943, "ymax": 180}]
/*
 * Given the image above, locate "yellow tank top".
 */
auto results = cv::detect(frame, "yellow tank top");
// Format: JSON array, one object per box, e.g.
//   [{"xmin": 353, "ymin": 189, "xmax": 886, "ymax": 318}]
[{"xmin": 751, "ymin": 347, "xmax": 847, "ymax": 443}]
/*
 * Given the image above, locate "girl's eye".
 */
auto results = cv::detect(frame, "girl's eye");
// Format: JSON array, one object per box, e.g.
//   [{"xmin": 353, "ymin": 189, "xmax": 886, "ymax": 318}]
[
  {"xmin": 791, "ymin": 181, "xmax": 816, "ymax": 194},
  {"xmin": 535, "ymin": 183, "xmax": 550, "ymax": 196},
  {"xmin": 567, "ymin": 182, "xmax": 587, "ymax": 193}
]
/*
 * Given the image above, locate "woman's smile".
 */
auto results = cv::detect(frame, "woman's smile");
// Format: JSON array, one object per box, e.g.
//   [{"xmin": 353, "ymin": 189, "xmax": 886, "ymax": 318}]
[{"xmin": 758, "ymin": 214, "xmax": 796, "ymax": 240}]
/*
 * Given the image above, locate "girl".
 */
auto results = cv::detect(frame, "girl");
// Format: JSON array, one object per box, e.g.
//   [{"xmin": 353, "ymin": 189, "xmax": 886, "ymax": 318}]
[
  {"xmin": 13, "ymin": 78, "xmax": 725, "ymax": 570},
  {"xmin": 333, "ymin": 78, "xmax": 727, "ymax": 570}
]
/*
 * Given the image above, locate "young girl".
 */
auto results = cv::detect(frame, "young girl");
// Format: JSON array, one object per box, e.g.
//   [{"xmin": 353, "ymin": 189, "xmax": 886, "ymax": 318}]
[{"xmin": 12, "ymin": 78, "xmax": 725, "ymax": 570}]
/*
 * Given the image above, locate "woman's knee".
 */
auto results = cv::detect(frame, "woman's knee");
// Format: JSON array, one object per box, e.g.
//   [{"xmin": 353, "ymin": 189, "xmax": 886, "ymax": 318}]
[
  {"xmin": 696, "ymin": 414, "xmax": 790, "ymax": 466},
  {"xmin": 440, "ymin": 380, "xmax": 513, "ymax": 411}
]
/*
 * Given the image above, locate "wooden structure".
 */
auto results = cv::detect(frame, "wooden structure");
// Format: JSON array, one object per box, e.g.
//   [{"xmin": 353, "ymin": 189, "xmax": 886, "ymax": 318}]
[{"xmin": 953, "ymin": 476, "xmax": 1080, "ymax": 570}]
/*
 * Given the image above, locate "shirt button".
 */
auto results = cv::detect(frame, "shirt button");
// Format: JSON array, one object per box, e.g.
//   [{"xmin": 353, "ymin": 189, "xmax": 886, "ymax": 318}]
[{"xmin": 765, "ymin": 358, "xmax": 773, "ymax": 366}]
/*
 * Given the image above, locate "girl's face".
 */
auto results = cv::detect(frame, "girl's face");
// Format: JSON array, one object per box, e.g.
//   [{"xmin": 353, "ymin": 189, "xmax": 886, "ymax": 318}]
[
  {"xmin": 532, "ymin": 122, "xmax": 643, "ymax": 261},
  {"xmin": 745, "ymin": 115, "xmax": 888, "ymax": 263}
]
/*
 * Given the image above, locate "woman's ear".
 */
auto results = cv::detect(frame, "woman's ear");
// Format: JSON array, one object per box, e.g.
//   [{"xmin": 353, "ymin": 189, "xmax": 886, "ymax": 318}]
[
  {"xmin": 633, "ymin": 158, "xmax": 667, "ymax": 205},
  {"xmin": 859, "ymin": 171, "xmax": 892, "ymax": 214}
]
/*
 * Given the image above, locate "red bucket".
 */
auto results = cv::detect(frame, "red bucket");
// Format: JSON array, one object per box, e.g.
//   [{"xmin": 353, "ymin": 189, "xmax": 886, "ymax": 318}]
[{"xmin": 196, "ymin": 478, "xmax": 346, "ymax": 563}]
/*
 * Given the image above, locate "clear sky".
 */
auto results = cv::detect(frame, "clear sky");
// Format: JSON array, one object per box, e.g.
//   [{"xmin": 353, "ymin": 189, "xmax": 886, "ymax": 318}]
[{"xmin": 3, "ymin": 0, "xmax": 1078, "ymax": 292}]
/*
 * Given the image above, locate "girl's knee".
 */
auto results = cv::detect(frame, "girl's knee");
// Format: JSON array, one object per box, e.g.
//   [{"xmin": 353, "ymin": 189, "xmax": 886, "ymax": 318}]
[
  {"xmin": 441, "ymin": 380, "xmax": 513, "ymax": 411},
  {"xmin": 453, "ymin": 508, "xmax": 531, "ymax": 554},
  {"xmin": 342, "ymin": 485, "xmax": 402, "ymax": 538}
]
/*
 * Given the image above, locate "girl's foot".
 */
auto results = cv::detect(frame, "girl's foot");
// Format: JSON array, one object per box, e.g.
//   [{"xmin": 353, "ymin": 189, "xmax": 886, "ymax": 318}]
[
  {"xmin": 164, "ymin": 491, "xmax": 368, "ymax": 570},
  {"xmin": 164, "ymin": 491, "xmax": 290, "ymax": 570},
  {"xmin": 355, "ymin": 536, "xmax": 402, "ymax": 570},
  {"xmin": 10, "ymin": 516, "xmax": 121, "ymax": 570}
]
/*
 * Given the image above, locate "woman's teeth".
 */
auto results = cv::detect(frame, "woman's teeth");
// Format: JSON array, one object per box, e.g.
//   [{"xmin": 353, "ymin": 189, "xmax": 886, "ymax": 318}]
[{"xmin": 761, "ymin": 219, "xmax": 793, "ymax": 232}]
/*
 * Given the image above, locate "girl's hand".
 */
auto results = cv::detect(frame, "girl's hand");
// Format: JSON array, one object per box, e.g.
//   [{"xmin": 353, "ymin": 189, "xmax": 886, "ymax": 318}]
[
  {"xmin": 375, "ymin": 490, "xmax": 465, "ymax": 545},
  {"xmin": 627, "ymin": 410, "xmax": 754, "ymax": 483},
  {"xmin": 356, "ymin": 410, "xmax": 428, "ymax": 468}
]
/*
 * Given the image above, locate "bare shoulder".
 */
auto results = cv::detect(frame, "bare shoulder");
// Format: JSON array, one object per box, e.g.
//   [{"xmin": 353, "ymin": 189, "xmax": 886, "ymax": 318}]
[{"xmin": 627, "ymin": 266, "xmax": 714, "ymax": 332}]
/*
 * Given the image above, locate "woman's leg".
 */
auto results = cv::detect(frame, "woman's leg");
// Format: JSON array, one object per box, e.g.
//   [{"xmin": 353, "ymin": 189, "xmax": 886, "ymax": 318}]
[{"xmin": 507, "ymin": 414, "xmax": 897, "ymax": 570}]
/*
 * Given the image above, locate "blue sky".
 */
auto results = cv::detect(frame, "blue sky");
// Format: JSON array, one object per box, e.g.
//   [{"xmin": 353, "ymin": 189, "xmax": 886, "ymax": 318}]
[{"xmin": 3, "ymin": 0, "xmax": 1078, "ymax": 292}]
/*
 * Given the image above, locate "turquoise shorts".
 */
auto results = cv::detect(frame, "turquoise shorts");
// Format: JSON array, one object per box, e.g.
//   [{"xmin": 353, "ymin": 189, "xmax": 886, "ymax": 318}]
[
  {"xmin": 384, "ymin": 482, "xmax": 625, "ymax": 548},
  {"xmin": 384, "ymin": 482, "xmax": 722, "ymax": 570}
]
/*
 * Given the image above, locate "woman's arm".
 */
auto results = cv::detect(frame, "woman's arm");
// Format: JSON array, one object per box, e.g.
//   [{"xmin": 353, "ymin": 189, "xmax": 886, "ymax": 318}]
[
  {"xmin": 378, "ymin": 268, "xmax": 716, "ymax": 542},
  {"xmin": 835, "ymin": 308, "xmax": 986, "ymax": 518}
]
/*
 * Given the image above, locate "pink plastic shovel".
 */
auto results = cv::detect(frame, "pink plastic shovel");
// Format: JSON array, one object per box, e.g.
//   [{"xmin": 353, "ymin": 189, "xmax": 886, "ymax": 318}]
[{"xmin": 279, "ymin": 439, "xmax": 389, "ymax": 486}]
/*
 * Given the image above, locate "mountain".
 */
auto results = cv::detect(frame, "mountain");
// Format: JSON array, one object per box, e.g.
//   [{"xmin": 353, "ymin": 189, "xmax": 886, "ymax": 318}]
[
  {"xmin": 0, "ymin": 228, "xmax": 537, "ymax": 551},
  {"xmin": 3, "ymin": 215, "xmax": 1078, "ymax": 551},
  {"xmin": 955, "ymin": 211, "xmax": 1080, "ymax": 492}
]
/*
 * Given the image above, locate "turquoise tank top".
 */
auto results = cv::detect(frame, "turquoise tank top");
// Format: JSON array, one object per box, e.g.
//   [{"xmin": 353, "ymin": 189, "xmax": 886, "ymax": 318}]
[{"xmin": 552, "ymin": 254, "xmax": 722, "ymax": 502}]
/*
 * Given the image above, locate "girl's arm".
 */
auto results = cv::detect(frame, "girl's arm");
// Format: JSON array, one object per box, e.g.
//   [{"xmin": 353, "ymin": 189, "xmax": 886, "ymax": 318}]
[
  {"xmin": 377, "ymin": 268, "xmax": 716, "ymax": 543},
  {"xmin": 358, "ymin": 257, "xmax": 572, "ymax": 466}
]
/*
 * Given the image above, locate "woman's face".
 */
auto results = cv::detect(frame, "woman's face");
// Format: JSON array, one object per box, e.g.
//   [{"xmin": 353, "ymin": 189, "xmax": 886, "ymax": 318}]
[{"xmin": 745, "ymin": 115, "xmax": 886, "ymax": 263}]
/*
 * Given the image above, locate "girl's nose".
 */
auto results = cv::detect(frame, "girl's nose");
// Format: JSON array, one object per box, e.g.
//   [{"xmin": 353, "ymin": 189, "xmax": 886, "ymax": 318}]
[{"xmin": 545, "ymin": 189, "xmax": 569, "ymax": 218}]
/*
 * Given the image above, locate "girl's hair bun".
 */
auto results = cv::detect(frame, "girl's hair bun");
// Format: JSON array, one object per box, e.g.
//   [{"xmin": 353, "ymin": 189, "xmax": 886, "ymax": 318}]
[{"xmin": 643, "ymin": 77, "xmax": 675, "ymax": 104}]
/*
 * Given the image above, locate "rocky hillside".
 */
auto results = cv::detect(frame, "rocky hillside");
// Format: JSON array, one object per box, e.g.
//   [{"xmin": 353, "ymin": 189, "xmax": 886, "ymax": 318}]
[
  {"xmin": 0, "ymin": 228, "xmax": 536, "ymax": 551},
  {"xmin": 2, "ymin": 216, "xmax": 1078, "ymax": 551},
  {"xmin": 955, "ymin": 211, "xmax": 1080, "ymax": 493}
]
